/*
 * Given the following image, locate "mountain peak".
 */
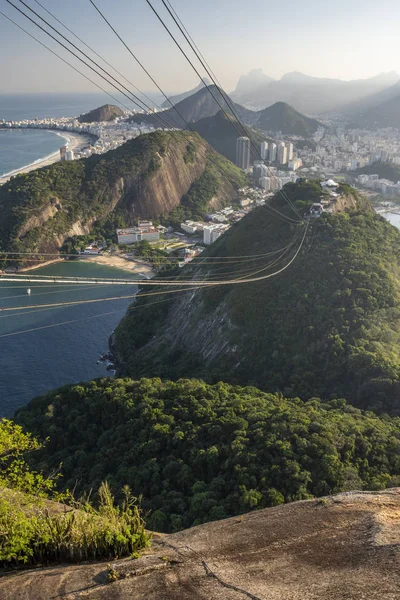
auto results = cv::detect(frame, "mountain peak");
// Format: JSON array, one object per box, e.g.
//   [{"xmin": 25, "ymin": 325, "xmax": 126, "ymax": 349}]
[
  {"xmin": 78, "ymin": 104, "xmax": 124, "ymax": 123},
  {"xmin": 161, "ymin": 78, "xmax": 211, "ymax": 108},
  {"xmin": 234, "ymin": 69, "xmax": 275, "ymax": 94}
]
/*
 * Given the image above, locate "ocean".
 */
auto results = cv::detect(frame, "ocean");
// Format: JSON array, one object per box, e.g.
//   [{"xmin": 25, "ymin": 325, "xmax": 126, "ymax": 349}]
[
  {"xmin": 0, "ymin": 93, "xmax": 157, "ymax": 416},
  {"xmin": 0, "ymin": 261, "xmax": 136, "ymax": 416},
  {"xmin": 0, "ymin": 129, "xmax": 69, "ymax": 178},
  {"xmin": 0, "ymin": 92, "xmax": 113, "ymax": 121}
]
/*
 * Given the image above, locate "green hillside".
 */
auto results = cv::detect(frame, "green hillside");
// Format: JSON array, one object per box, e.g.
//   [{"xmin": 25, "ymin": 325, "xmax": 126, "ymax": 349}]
[
  {"xmin": 0, "ymin": 419, "xmax": 149, "ymax": 568},
  {"xmin": 0, "ymin": 130, "xmax": 246, "ymax": 263},
  {"xmin": 78, "ymin": 104, "xmax": 124, "ymax": 123},
  {"xmin": 356, "ymin": 161, "xmax": 400, "ymax": 182},
  {"xmin": 113, "ymin": 181, "xmax": 400, "ymax": 414},
  {"xmin": 16, "ymin": 377, "xmax": 400, "ymax": 533}
]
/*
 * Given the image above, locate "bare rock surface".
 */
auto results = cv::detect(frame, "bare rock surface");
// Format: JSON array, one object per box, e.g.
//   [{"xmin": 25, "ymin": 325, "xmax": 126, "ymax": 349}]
[{"xmin": 1, "ymin": 490, "xmax": 399, "ymax": 599}]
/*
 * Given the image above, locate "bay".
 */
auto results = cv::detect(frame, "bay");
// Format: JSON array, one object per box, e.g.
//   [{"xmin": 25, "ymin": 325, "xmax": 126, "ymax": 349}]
[
  {"xmin": 0, "ymin": 261, "xmax": 137, "ymax": 416},
  {"xmin": 0, "ymin": 129, "xmax": 68, "ymax": 178}
]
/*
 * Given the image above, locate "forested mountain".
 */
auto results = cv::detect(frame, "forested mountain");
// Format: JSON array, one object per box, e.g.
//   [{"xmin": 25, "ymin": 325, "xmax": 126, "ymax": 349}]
[
  {"xmin": 0, "ymin": 130, "xmax": 245, "ymax": 262},
  {"xmin": 113, "ymin": 181, "xmax": 400, "ymax": 414},
  {"xmin": 255, "ymin": 102, "xmax": 321, "ymax": 136},
  {"xmin": 130, "ymin": 85, "xmax": 254, "ymax": 128},
  {"xmin": 191, "ymin": 110, "xmax": 271, "ymax": 162},
  {"xmin": 132, "ymin": 84, "xmax": 321, "ymax": 139},
  {"xmin": 16, "ymin": 377, "xmax": 400, "ymax": 533},
  {"xmin": 78, "ymin": 104, "xmax": 124, "ymax": 123}
]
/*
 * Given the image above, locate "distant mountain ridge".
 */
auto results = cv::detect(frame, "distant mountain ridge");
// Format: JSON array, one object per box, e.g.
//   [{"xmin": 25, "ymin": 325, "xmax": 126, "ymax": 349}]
[
  {"xmin": 130, "ymin": 85, "xmax": 254, "ymax": 129},
  {"xmin": 161, "ymin": 78, "xmax": 211, "ymax": 108},
  {"xmin": 231, "ymin": 70, "xmax": 400, "ymax": 114},
  {"xmin": 78, "ymin": 104, "xmax": 124, "ymax": 123},
  {"xmin": 131, "ymin": 85, "xmax": 322, "ymax": 141}
]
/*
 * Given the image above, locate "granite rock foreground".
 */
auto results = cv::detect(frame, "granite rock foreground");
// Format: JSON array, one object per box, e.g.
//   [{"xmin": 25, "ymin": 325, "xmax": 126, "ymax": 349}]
[{"xmin": 1, "ymin": 490, "xmax": 399, "ymax": 599}]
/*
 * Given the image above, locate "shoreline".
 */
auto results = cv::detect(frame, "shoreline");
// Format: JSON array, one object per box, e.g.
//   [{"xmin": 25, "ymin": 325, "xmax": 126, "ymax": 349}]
[
  {"xmin": 18, "ymin": 258, "xmax": 64, "ymax": 273},
  {"xmin": 13, "ymin": 254, "xmax": 155, "ymax": 277},
  {"xmin": 0, "ymin": 130, "xmax": 93, "ymax": 185},
  {"xmin": 79, "ymin": 254, "xmax": 155, "ymax": 277}
]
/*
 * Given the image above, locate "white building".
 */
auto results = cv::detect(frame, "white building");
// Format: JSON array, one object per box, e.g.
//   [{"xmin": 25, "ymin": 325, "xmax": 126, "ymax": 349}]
[
  {"xmin": 350, "ymin": 159, "xmax": 358, "ymax": 171},
  {"xmin": 181, "ymin": 221, "xmax": 200, "ymax": 234},
  {"xmin": 65, "ymin": 150, "xmax": 74, "ymax": 161},
  {"xmin": 60, "ymin": 145, "xmax": 67, "ymax": 161},
  {"xmin": 236, "ymin": 137, "xmax": 251, "ymax": 169},
  {"xmin": 261, "ymin": 141, "xmax": 269, "ymax": 160},
  {"xmin": 116, "ymin": 222, "xmax": 160, "ymax": 244},
  {"xmin": 288, "ymin": 158, "xmax": 302, "ymax": 171},
  {"xmin": 259, "ymin": 177, "xmax": 270, "ymax": 191},
  {"xmin": 203, "ymin": 224, "xmax": 229, "ymax": 245},
  {"xmin": 269, "ymin": 143, "xmax": 277, "ymax": 162},
  {"xmin": 286, "ymin": 142, "xmax": 294, "ymax": 161},
  {"xmin": 277, "ymin": 143, "xmax": 287, "ymax": 165}
]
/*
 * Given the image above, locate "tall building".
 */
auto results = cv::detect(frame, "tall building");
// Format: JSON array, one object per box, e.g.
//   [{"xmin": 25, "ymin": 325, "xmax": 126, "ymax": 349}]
[
  {"xmin": 261, "ymin": 141, "xmax": 269, "ymax": 160},
  {"xmin": 286, "ymin": 142, "xmax": 294, "ymax": 161},
  {"xmin": 269, "ymin": 143, "xmax": 277, "ymax": 162},
  {"xmin": 203, "ymin": 224, "xmax": 229, "ymax": 245},
  {"xmin": 259, "ymin": 177, "xmax": 270, "ymax": 191},
  {"xmin": 60, "ymin": 145, "xmax": 67, "ymax": 161},
  {"xmin": 236, "ymin": 137, "xmax": 251, "ymax": 169},
  {"xmin": 253, "ymin": 161, "xmax": 264, "ymax": 180},
  {"xmin": 277, "ymin": 143, "xmax": 287, "ymax": 165}
]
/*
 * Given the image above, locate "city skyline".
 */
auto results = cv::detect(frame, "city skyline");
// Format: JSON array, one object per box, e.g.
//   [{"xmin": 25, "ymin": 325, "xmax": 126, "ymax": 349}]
[{"xmin": 0, "ymin": 0, "xmax": 399, "ymax": 95}]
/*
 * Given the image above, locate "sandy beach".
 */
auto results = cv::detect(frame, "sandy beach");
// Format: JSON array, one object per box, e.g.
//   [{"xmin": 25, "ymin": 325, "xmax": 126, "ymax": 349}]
[
  {"xmin": 19, "ymin": 258, "xmax": 63, "ymax": 273},
  {"xmin": 0, "ymin": 130, "xmax": 93, "ymax": 185},
  {"xmin": 15, "ymin": 255, "xmax": 155, "ymax": 277},
  {"xmin": 80, "ymin": 254, "xmax": 155, "ymax": 278}
]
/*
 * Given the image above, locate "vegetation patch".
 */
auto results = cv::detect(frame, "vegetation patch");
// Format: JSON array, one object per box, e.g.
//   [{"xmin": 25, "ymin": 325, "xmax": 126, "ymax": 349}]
[
  {"xmin": 0, "ymin": 419, "xmax": 150, "ymax": 569},
  {"xmin": 15, "ymin": 378, "xmax": 400, "ymax": 533}
]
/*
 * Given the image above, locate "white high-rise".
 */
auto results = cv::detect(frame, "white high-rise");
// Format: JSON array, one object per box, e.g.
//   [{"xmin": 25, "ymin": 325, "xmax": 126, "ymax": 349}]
[
  {"xmin": 286, "ymin": 142, "xmax": 294, "ymax": 161},
  {"xmin": 259, "ymin": 177, "xmax": 270, "ymax": 191},
  {"xmin": 269, "ymin": 143, "xmax": 277, "ymax": 162},
  {"xmin": 236, "ymin": 137, "xmax": 251, "ymax": 169},
  {"xmin": 261, "ymin": 141, "xmax": 269, "ymax": 160},
  {"xmin": 277, "ymin": 143, "xmax": 287, "ymax": 165}
]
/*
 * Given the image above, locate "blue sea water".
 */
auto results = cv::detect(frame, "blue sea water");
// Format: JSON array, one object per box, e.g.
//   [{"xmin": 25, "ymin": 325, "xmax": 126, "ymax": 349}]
[
  {"xmin": 0, "ymin": 262, "xmax": 137, "ymax": 416},
  {"xmin": 0, "ymin": 94, "xmax": 151, "ymax": 415},
  {"xmin": 0, "ymin": 92, "xmax": 110, "ymax": 121},
  {"xmin": 0, "ymin": 129, "xmax": 68, "ymax": 178}
]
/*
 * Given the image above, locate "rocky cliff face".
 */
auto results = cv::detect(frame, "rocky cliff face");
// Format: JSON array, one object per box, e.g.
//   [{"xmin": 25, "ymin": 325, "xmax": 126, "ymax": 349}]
[
  {"xmin": 0, "ymin": 131, "xmax": 245, "ymax": 258},
  {"xmin": 1, "ymin": 490, "xmax": 399, "ymax": 599}
]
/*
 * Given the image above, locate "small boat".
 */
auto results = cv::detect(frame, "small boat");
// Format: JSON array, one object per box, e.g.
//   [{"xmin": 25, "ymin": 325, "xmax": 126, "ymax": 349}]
[{"xmin": 27, "ymin": 288, "xmax": 31, "ymax": 296}]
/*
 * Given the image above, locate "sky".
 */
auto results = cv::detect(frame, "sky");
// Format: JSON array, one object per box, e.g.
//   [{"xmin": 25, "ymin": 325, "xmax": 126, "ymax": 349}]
[{"xmin": 0, "ymin": 0, "xmax": 400, "ymax": 97}]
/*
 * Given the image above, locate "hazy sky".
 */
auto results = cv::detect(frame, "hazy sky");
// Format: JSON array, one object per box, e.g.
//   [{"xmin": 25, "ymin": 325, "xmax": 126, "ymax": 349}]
[{"xmin": 1, "ymin": 0, "xmax": 400, "ymax": 97}]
